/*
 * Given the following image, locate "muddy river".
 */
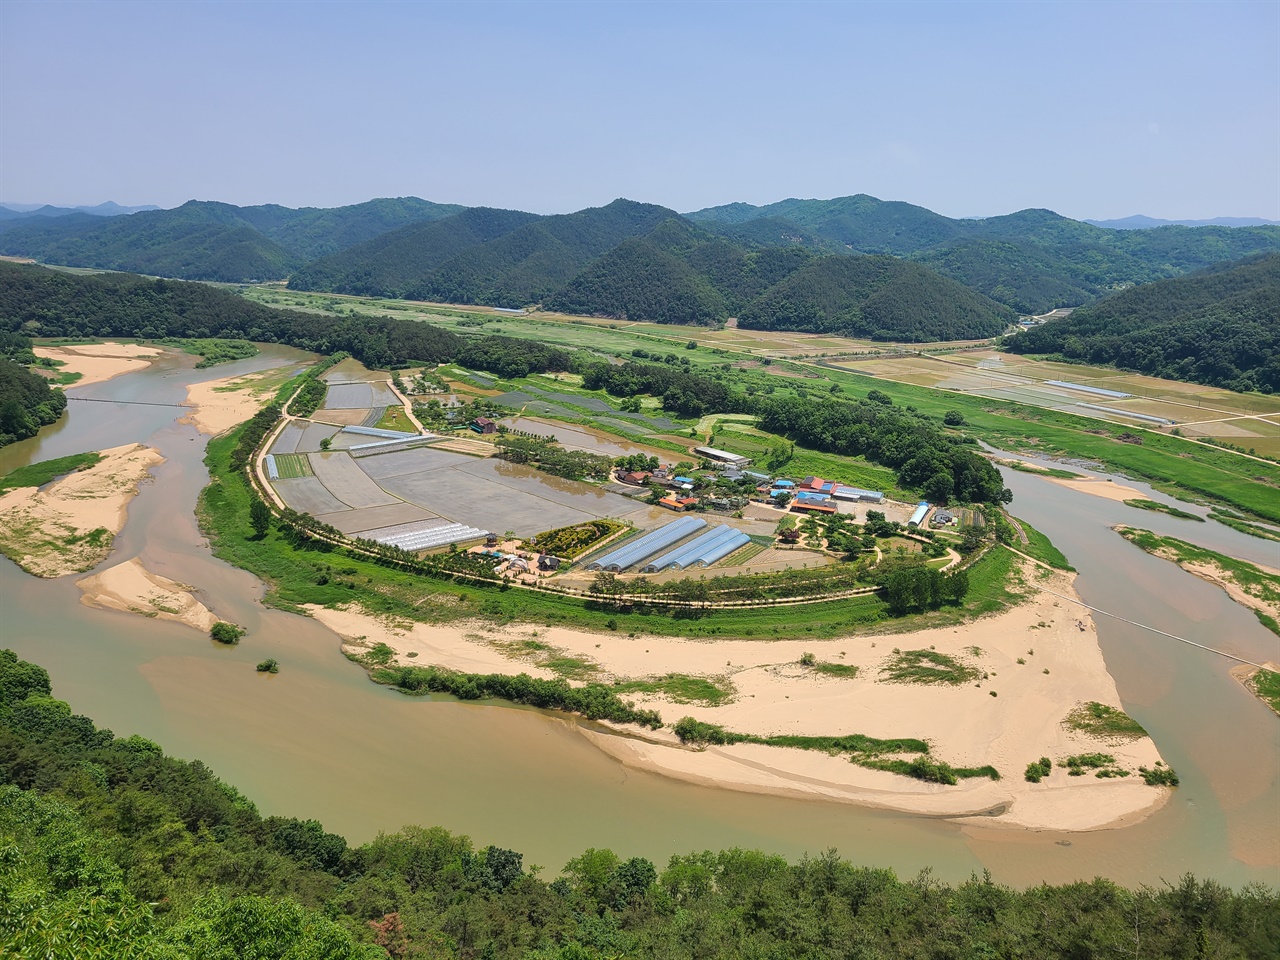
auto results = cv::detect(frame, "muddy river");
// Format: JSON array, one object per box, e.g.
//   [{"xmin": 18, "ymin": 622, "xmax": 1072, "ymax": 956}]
[{"xmin": 1, "ymin": 350, "xmax": 1276, "ymax": 887}]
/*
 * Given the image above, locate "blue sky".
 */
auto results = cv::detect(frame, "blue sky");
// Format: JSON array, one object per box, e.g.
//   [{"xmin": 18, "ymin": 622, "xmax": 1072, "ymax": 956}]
[{"xmin": 2, "ymin": 0, "xmax": 1276, "ymax": 219}]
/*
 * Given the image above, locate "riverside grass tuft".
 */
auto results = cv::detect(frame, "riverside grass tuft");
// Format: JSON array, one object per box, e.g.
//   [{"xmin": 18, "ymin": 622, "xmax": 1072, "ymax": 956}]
[
  {"xmin": 671, "ymin": 718, "xmax": 999, "ymax": 784},
  {"xmin": 1064, "ymin": 701, "xmax": 1147, "ymax": 740}
]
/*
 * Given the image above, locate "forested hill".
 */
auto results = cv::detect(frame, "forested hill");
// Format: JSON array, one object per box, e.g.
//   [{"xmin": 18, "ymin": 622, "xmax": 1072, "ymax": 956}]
[
  {"xmin": 542, "ymin": 217, "xmax": 1014, "ymax": 340},
  {"xmin": 687, "ymin": 195, "xmax": 1280, "ymax": 313},
  {"xmin": 287, "ymin": 207, "xmax": 543, "ymax": 298},
  {"xmin": 401, "ymin": 198, "xmax": 681, "ymax": 307},
  {"xmin": 738, "ymin": 255, "xmax": 1016, "ymax": 339},
  {"xmin": 1004, "ymin": 253, "xmax": 1280, "ymax": 393},
  {"xmin": 0, "ymin": 197, "xmax": 462, "ymax": 282},
  {"xmin": 0, "ymin": 262, "xmax": 554, "ymax": 376}
]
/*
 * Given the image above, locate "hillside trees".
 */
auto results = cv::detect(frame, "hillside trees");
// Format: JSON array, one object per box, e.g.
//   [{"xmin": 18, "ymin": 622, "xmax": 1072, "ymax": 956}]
[{"xmin": 1005, "ymin": 253, "xmax": 1280, "ymax": 392}]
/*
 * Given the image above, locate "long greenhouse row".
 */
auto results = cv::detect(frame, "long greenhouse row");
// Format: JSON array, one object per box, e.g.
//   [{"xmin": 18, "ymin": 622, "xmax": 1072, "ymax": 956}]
[{"xmin": 642, "ymin": 525, "xmax": 750, "ymax": 573}]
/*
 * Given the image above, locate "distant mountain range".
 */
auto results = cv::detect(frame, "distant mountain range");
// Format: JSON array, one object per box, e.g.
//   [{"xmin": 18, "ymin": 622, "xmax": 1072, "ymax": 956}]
[
  {"xmin": 0, "ymin": 201, "xmax": 161, "ymax": 219},
  {"xmin": 0, "ymin": 193, "xmax": 1277, "ymax": 336},
  {"xmin": 1085, "ymin": 215, "xmax": 1280, "ymax": 230}
]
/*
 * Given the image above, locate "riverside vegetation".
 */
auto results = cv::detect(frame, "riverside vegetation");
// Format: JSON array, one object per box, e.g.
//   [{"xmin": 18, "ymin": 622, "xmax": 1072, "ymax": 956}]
[{"xmin": 3, "ymin": 650, "xmax": 1276, "ymax": 957}]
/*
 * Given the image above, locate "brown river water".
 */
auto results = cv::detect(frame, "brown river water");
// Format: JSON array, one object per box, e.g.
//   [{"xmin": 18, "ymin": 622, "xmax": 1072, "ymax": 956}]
[{"xmin": 1, "ymin": 346, "xmax": 1277, "ymax": 887}]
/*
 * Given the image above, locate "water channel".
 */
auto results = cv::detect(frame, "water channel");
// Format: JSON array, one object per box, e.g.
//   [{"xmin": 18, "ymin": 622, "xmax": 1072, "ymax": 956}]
[{"xmin": 1, "ymin": 348, "xmax": 1276, "ymax": 888}]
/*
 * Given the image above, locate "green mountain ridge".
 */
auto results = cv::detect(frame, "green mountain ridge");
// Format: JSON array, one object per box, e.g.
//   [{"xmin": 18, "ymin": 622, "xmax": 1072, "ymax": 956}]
[
  {"xmin": 689, "ymin": 195, "xmax": 1280, "ymax": 313},
  {"xmin": 3, "ymin": 190, "xmax": 1278, "ymax": 325},
  {"xmin": 288, "ymin": 206, "xmax": 542, "ymax": 298},
  {"xmin": 406, "ymin": 199, "xmax": 680, "ymax": 307},
  {"xmin": 0, "ymin": 197, "xmax": 462, "ymax": 281},
  {"xmin": 1004, "ymin": 252, "xmax": 1280, "ymax": 392}
]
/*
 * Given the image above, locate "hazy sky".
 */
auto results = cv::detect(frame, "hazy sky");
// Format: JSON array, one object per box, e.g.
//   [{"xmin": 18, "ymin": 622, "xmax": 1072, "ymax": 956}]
[{"xmin": 2, "ymin": 0, "xmax": 1277, "ymax": 220}]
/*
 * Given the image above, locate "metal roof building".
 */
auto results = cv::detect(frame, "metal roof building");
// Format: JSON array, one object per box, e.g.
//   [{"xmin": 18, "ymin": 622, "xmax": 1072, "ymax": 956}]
[
  {"xmin": 907, "ymin": 502, "xmax": 931, "ymax": 528},
  {"xmin": 832, "ymin": 485, "xmax": 884, "ymax": 503},
  {"xmin": 642, "ymin": 525, "xmax": 746, "ymax": 572},
  {"xmin": 695, "ymin": 446, "xmax": 751, "ymax": 467},
  {"xmin": 586, "ymin": 516, "xmax": 707, "ymax": 571}
]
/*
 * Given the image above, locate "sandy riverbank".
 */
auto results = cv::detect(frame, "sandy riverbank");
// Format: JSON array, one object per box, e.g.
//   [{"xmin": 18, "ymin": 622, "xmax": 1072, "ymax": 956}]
[
  {"xmin": 999, "ymin": 460, "xmax": 1147, "ymax": 503},
  {"xmin": 0, "ymin": 443, "xmax": 164, "ymax": 577},
  {"xmin": 34, "ymin": 342, "xmax": 163, "ymax": 387},
  {"xmin": 77, "ymin": 557, "xmax": 217, "ymax": 631},
  {"xmin": 181, "ymin": 369, "xmax": 284, "ymax": 435},
  {"xmin": 308, "ymin": 564, "xmax": 1170, "ymax": 831}
]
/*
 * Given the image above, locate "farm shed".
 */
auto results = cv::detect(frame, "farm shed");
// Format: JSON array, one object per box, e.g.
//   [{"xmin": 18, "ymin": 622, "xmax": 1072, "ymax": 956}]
[
  {"xmin": 907, "ymin": 502, "xmax": 931, "ymax": 528},
  {"xmin": 695, "ymin": 446, "xmax": 751, "ymax": 467}
]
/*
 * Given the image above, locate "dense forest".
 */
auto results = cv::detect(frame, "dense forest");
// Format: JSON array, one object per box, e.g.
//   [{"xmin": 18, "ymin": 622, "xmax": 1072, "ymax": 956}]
[
  {"xmin": 754, "ymin": 393, "xmax": 1008, "ymax": 504},
  {"xmin": 0, "ymin": 197, "xmax": 462, "ymax": 282},
  {"xmin": 0, "ymin": 262, "xmax": 564, "ymax": 375},
  {"xmin": 0, "ymin": 331, "xmax": 66, "ymax": 447},
  {"xmin": 1004, "ymin": 253, "xmax": 1280, "ymax": 392},
  {"xmin": 689, "ymin": 195, "xmax": 1280, "ymax": 313},
  {"xmin": 2, "ymin": 647, "xmax": 1277, "ymax": 957}
]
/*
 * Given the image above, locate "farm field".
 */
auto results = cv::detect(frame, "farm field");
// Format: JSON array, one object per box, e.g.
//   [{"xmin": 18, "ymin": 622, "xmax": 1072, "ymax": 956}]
[{"xmin": 236, "ymin": 284, "xmax": 1280, "ymax": 523}]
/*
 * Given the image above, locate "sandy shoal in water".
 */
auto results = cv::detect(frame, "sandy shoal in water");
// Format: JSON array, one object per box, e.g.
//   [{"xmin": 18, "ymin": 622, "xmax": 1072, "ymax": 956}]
[
  {"xmin": 0, "ymin": 443, "xmax": 164, "ymax": 578},
  {"xmin": 33, "ymin": 342, "xmax": 163, "ymax": 387},
  {"xmin": 997, "ymin": 459, "xmax": 1147, "ymax": 503},
  {"xmin": 181, "ymin": 369, "xmax": 283, "ymax": 436},
  {"xmin": 77, "ymin": 557, "xmax": 217, "ymax": 632},
  {"xmin": 306, "ymin": 565, "xmax": 1170, "ymax": 831}
]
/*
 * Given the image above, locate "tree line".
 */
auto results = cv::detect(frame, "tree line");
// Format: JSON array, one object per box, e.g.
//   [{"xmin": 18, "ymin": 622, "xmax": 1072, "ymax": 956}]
[
  {"xmin": 0, "ymin": 261, "xmax": 569, "ymax": 380},
  {"xmin": 0, "ymin": 331, "xmax": 67, "ymax": 448}
]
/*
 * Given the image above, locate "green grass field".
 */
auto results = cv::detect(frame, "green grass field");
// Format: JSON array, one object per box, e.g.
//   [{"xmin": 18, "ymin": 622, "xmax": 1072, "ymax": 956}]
[{"xmin": 271, "ymin": 454, "xmax": 313, "ymax": 479}]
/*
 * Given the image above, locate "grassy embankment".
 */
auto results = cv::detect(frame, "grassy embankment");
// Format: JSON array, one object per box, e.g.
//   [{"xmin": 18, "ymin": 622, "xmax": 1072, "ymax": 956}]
[
  {"xmin": 1244, "ymin": 668, "xmax": 1280, "ymax": 716},
  {"xmin": 1009, "ymin": 515, "xmax": 1075, "ymax": 571},
  {"xmin": 1007, "ymin": 461, "xmax": 1082, "ymax": 480},
  {"xmin": 671, "ymin": 717, "xmax": 1000, "ymax": 785},
  {"xmin": 0, "ymin": 452, "xmax": 102, "ymax": 492},
  {"xmin": 161, "ymin": 337, "xmax": 259, "ymax": 367},
  {"xmin": 1209, "ymin": 508, "xmax": 1280, "ymax": 543},
  {"xmin": 1116, "ymin": 527, "xmax": 1280, "ymax": 637}
]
